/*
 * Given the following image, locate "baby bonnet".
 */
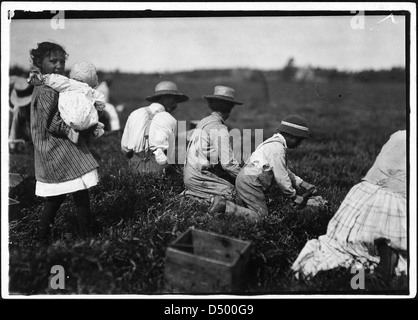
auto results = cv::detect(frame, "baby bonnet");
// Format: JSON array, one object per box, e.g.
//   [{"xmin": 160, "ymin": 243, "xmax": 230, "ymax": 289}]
[{"xmin": 69, "ymin": 61, "xmax": 98, "ymax": 88}]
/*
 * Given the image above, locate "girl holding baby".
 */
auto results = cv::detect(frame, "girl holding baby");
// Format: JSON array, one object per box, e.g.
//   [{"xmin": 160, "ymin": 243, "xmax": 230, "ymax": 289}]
[{"xmin": 29, "ymin": 41, "xmax": 101, "ymax": 242}]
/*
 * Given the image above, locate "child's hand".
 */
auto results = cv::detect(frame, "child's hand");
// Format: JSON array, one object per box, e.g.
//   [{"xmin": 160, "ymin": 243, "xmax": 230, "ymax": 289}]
[
  {"xmin": 93, "ymin": 122, "xmax": 105, "ymax": 138},
  {"xmin": 153, "ymin": 148, "xmax": 168, "ymax": 165},
  {"xmin": 27, "ymin": 69, "xmax": 44, "ymax": 86},
  {"xmin": 94, "ymin": 101, "xmax": 106, "ymax": 112},
  {"xmin": 300, "ymin": 181, "xmax": 317, "ymax": 194},
  {"xmin": 67, "ymin": 128, "xmax": 80, "ymax": 144},
  {"xmin": 292, "ymin": 195, "xmax": 306, "ymax": 210},
  {"xmin": 306, "ymin": 196, "xmax": 328, "ymax": 207}
]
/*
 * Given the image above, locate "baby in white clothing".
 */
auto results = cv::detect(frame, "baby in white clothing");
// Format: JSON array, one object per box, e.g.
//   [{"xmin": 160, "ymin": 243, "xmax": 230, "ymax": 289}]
[{"xmin": 28, "ymin": 61, "xmax": 106, "ymax": 143}]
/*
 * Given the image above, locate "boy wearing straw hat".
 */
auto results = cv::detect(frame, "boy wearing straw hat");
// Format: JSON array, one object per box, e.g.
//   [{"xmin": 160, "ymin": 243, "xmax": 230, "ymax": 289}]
[
  {"xmin": 121, "ymin": 81, "xmax": 189, "ymax": 174},
  {"xmin": 183, "ymin": 85, "xmax": 242, "ymax": 201},
  {"xmin": 208, "ymin": 115, "xmax": 317, "ymax": 222}
]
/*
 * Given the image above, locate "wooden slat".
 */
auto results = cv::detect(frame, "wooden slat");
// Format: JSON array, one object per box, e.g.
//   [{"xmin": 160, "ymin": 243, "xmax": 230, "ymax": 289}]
[
  {"xmin": 9, "ymin": 173, "xmax": 25, "ymax": 188},
  {"xmin": 164, "ymin": 228, "xmax": 251, "ymax": 293}
]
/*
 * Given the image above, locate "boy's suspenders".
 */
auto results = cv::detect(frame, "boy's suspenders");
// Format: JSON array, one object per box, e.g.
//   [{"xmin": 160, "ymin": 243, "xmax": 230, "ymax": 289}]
[
  {"xmin": 144, "ymin": 107, "xmax": 154, "ymax": 152},
  {"xmin": 130, "ymin": 107, "xmax": 164, "ymax": 173},
  {"xmin": 243, "ymin": 139, "xmax": 280, "ymax": 167}
]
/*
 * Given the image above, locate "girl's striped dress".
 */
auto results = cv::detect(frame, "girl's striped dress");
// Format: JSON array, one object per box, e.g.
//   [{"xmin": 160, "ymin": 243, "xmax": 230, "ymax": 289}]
[{"xmin": 31, "ymin": 85, "xmax": 99, "ymax": 197}]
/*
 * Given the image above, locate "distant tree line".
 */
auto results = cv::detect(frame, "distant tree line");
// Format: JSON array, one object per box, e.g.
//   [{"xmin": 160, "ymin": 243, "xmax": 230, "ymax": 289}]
[
  {"xmin": 310, "ymin": 67, "xmax": 406, "ymax": 83},
  {"xmin": 9, "ymin": 65, "xmax": 406, "ymax": 83},
  {"xmin": 278, "ymin": 57, "xmax": 405, "ymax": 83}
]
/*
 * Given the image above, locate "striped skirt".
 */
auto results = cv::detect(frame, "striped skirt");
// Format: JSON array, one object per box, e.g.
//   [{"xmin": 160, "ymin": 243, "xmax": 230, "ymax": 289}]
[{"xmin": 291, "ymin": 180, "xmax": 407, "ymax": 279}]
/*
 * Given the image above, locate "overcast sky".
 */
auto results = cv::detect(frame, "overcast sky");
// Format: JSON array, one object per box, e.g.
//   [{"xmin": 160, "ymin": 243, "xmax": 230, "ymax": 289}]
[{"xmin": 6, "ymin": 13, "xmax": 406, "ymax": 73}]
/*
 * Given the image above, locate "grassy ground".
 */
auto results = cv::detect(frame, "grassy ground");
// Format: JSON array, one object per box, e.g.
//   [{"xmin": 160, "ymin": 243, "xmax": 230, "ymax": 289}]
[{"xmin": 7, "ymin": 73, "xmax": 409, "ymax": 295}]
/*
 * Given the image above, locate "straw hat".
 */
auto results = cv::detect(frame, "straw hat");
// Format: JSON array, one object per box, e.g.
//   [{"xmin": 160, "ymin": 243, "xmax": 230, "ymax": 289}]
[
  {"xmin": 69, "ymin": 61, "xmax": 99, "ymax": 88},
  {"xmin": 146, "ymin": 81, "xmax": 189, "ymax": 103},
  {"xmin": 276, "ymin": 115, "xmax": 310, "ymax": 139},
  {"xmin": 203, "ymin": 86, "xmax": 243, "ymax": 105},
  {"xmin": 10, "ymin": 77, "xmax": 33, "ymax": 108}
]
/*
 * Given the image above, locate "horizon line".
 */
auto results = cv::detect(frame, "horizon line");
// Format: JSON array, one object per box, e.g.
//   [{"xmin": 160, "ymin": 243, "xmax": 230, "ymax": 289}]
[{"xmin": 9, "ymin": 64, "xmax": 407, "ymax": 76}]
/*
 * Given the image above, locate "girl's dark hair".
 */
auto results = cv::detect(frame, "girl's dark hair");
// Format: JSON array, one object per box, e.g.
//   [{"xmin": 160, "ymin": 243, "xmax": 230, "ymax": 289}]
[
  {"xmin": 29, "ymin": 42, "xmax": 68, "ymax": 68},
  {"xmin": 207, "ymin": 99, "xmax": 234, "ymax": 114}
]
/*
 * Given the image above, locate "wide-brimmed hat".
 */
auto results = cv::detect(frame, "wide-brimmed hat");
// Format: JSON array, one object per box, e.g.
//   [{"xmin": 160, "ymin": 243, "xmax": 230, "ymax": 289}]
[
  {"xmin": 276, "ymin": 115, "xmax": 310, "ymax": 139},
  {"xmin": 146, "ymin": 81, "xmax": 189, "ymax": 103},
  {"xmin": 10, "ymin": 77, "xmax": 33, "ymax": 108},
  {"xmin": 203, "ymin": 86, "xmax": 243, "ymax": 105}
]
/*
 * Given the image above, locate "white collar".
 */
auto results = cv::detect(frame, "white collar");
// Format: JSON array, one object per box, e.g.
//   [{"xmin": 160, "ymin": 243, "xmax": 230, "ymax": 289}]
[
  {"xmin": 271, "ymin": 133, "xmax": 288, "ymax": 148},
  {"xmin": 210, "ymin": 112, "xmax": 225, "ymax": 124},
  {"xmin": 148, "ymin": 102, "xmax": 166, "ymax": 114}
]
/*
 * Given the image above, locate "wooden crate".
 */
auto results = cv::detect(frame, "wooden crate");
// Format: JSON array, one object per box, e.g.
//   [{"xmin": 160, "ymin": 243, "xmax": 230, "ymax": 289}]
[
  {"xmin": 9, "ymin": 173, "xmax": 25, "ymax": 188},
  {"xmin": 164, "ymin": 228, "xmax": 252, "ymax": 293},
  {"xmin": 9, "ymin": 198, "xmax": 22, "ymax": 221}
]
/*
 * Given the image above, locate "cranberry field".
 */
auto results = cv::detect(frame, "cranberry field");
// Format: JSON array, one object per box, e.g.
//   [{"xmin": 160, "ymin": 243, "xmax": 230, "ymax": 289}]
[{"xmin": 7, "ymin": 69, "xmax": 410, "ymax": 295}]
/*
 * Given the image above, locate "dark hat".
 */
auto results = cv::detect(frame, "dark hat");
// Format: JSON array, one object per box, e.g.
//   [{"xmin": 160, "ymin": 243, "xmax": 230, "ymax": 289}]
[
  {"xmin": 10, "ymin": 77, "xmax": 33, "ymax": 108},
  {"xmin": 203, "ymin": 86, "xmax": 243, "ymax": 105},
  {"xmin": 277, "ymin": 115, "xmax": 310, "ymax": 139},
  {"xmin": 146, "ymin": 81, "xmax": 189, "ymax": 103}
]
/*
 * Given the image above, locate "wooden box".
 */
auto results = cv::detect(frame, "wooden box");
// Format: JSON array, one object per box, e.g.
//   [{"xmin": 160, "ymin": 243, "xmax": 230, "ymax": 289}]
[
  {"xmin": 9, "ymin": 198, "xmax": 22, "ymax": 221},
  {"xmin": 9, "ymin": 173, "xmax": 25, "ymax": 188},
  {"xmin": 164, "ymin": 228, "xmax": 252, "ymax": 293}
]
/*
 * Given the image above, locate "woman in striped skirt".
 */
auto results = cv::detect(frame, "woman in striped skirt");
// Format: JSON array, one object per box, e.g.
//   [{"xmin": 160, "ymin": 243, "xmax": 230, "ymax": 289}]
[
  {"xmin": 29, "ymin": 42, "xmax": 99, "ymax": 242},
  {"xmin": 291, "ymin": 130, "xmax": 407, "ymax": 280}
]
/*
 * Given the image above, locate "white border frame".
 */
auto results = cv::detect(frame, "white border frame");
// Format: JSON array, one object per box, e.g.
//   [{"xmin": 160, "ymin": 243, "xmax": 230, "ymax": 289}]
[{"xmin": 1, "ymin": 2, "xmax": 416, "ymax": 300}]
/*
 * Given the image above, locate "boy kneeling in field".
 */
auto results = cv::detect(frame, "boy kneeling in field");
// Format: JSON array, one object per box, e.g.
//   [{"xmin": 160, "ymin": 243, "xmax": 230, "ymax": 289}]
[{"xmin": 208, "ymin": 115, "xmax": 316, "ymax": 222}]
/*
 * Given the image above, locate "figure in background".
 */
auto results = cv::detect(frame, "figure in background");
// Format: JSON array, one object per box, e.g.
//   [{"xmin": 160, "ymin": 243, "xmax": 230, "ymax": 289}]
[
  {"xmin": 97, "ymin": 75, "xmax": 121, "ymax": 134},
  {"xmin": 183, "ymin": 86, "xmax": 242, "ymax": 201},
  {"xmin": 9, "ymin": 76, "xmax": 33, "ymax": 150},
  {"xmin": 121, "ymin": 81, "xmax": 189, "ymax": 174},
  {"xmin": 208, "ymin": 115, "xmax": 316, "ymax": 222}
]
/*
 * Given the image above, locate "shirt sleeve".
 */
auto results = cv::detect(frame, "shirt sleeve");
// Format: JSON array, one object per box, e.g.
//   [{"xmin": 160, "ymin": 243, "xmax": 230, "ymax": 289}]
[
  {"xmin": 166, "ymin": 121, "xmax": 177, "ymax": 165},
  {"xmin": 120, "ymin": 116, "xmax": 132, "ymax": 153},
  {"xmin": 43, "ymin": 74, "xmax": 72, "ymax": 92},
  {"xmin": 37, "ymin": 87, "xmax": 71, "ymax": 137},
  {"xmin": 270, "ymin": 147, "xmax": 297, "ymax": 198},
  {"xmin": 152, "ymin": 117, "xmax": 176, "ymax": 152},
  {"xmin": 214, "ymin": 127, "xmax": 241, "ymax": 177},
  {"xmin": 153, "ymin": 148, "xmax": 168, "ymax": 165},
  {"xmin": 287, "ymin": 168, "xmax": 304, "ymax": 188},
  {"xmin": 91, "ymin": 89, "xmax": 107, "ymax": 111}
]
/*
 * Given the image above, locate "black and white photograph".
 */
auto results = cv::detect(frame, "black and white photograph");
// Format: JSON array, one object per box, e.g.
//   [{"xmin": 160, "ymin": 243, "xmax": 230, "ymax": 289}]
[{"xmin": 1, "ymin": 2, "xmax": 416, "ymax": 303}]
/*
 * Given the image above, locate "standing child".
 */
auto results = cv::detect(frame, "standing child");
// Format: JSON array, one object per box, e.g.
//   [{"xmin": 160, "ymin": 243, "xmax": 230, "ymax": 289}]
[
  {"xmin": 29, "ymin": 41, "xmax": 100, "ymax": 243},
  {"xmin": 28, "ymin": 61, "xmax": 106, "ymax": 143}
]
